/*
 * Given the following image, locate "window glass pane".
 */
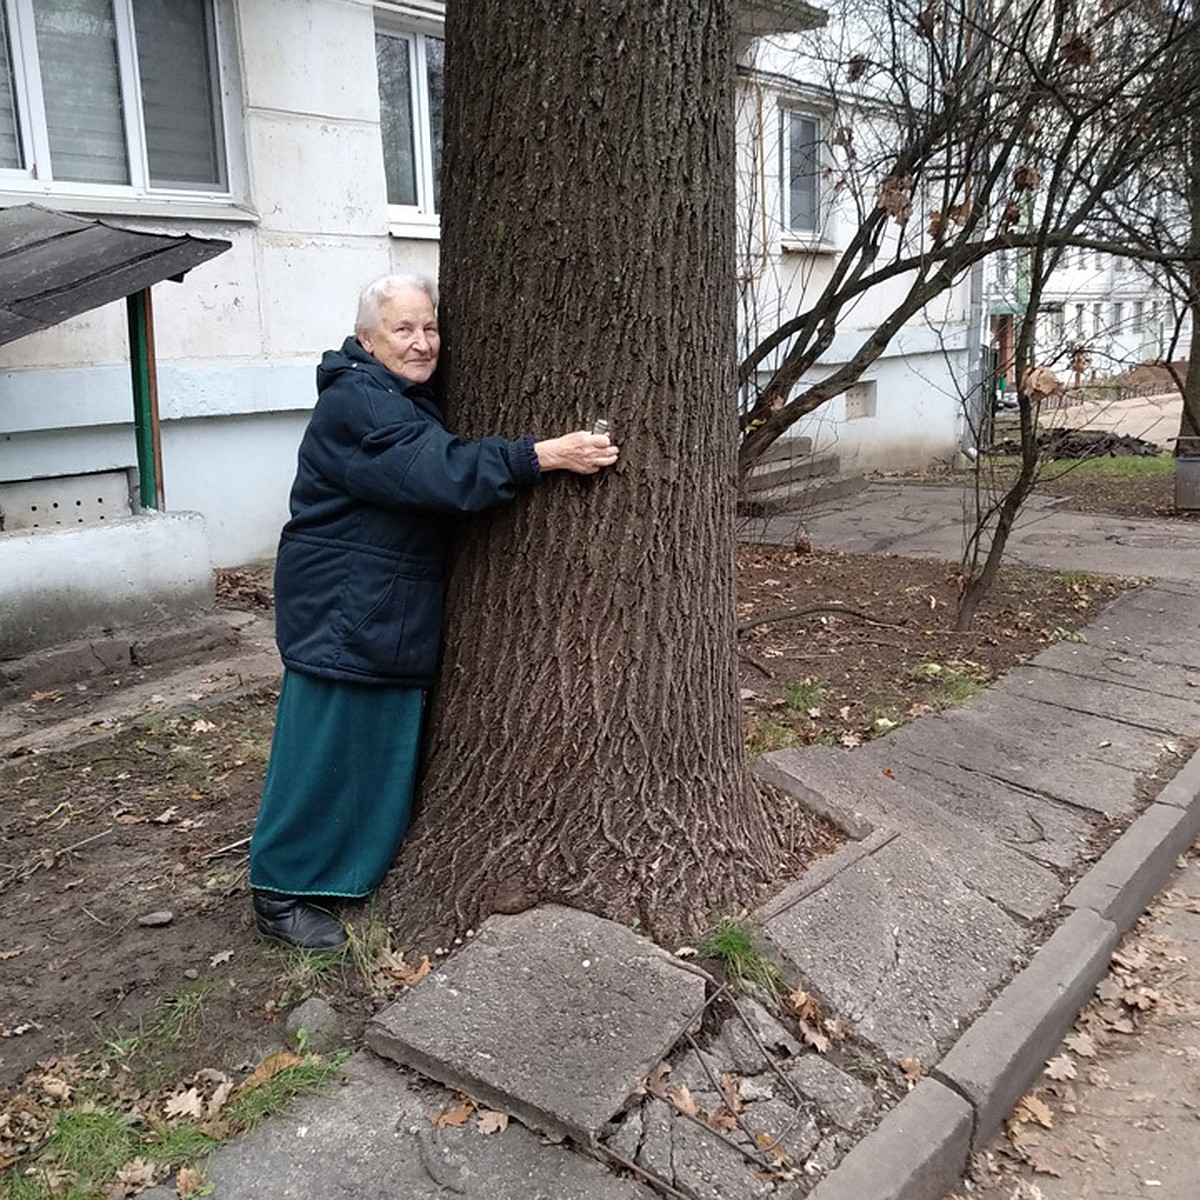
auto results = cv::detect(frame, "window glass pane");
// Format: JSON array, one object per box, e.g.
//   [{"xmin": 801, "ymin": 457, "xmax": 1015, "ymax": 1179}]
[
  {"xmin": 0, "ymin": 6, "xmax": 22, "ymax": 168},
  {"xmin": 426, "ymin": 35, "xmax": 443, "ymax": 212},
  {"xmin": 377, "ymin": 30, "xmax": 417, "ymax": 206},
  {"xmin": 785, "ymin": 113, "xmax": 818, "ymax": 232},
  {"xmin": 34, "ymin": 0, "xmax": 128, "ymax": 184},
  {"xmin": 133, "ymin": 0, "xmax": 225, "ymax": 188}
]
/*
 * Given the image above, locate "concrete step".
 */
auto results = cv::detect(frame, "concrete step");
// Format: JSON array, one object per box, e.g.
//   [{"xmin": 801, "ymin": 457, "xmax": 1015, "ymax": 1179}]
[
  {"xmin": 744, "ymin": 452, "xmax": 839, "ymax": 494},
  {"xmin": 737, "ymin": 471, "xmax": 867, "ymax": 517},
  {"xmin": 751, "ymin": 435, "xmax": 815, "ymax": 465}
]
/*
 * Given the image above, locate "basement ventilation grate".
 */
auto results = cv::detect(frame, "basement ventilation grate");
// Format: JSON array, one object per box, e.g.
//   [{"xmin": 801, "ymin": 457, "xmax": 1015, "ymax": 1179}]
[{"xmin": 0, "ymin": 470, "xmax": 134, "ymax": 532}]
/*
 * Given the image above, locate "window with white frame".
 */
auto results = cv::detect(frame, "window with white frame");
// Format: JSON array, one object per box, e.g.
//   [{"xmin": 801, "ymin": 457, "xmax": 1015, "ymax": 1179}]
[
  {"xmin": 375, "ymin": 20, "xmax": 443, "ymax": 224},
  {"xmin": 781, "ymin": 110, "xmax": 820, "ymax": 236},
  {"xmin": 0, "ymin": 0, "xmax": 227, "ymax": 194}
]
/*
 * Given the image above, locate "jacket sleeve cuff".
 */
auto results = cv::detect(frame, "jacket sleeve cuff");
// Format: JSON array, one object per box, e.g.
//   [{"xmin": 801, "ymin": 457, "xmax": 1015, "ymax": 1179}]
[{"xmin": 516, "ymin": 434, "xmax": 541, "ymax": 482}]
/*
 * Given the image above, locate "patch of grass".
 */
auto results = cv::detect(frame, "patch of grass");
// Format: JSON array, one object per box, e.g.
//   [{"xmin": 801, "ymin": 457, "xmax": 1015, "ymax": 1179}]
[
  {"xmin": 698, "ymin": 916, "xmax": 784, "ymax": 997},
  {"xmin": 271, "ymin": 943, "xmax": 346, "ymax": 1009},
  {"xmin": 1057, "ymin": 570, "xmax": 1107, "ymax": 588},
  {"xmin": 222, "ymin": 1050, "xmax": 349, "ymax": 1132},
  {"xmin": 782, "ymin": 677, "xmax": 825, "ymax": 715},
  {"xmin": 43, "ymin": 1106, "xmax": 140, "ymax": 1187},
  {"xmin": 745, "ymin": 719, "xmax": 800, "ymax": 756},
  {"xmin": 155, "ymin": 981, "xmax": 216, "ymax": 1044},
  {"xmin": 145, "ymin": 1122, "xmax": 220, "ymax": 1167},
  {"xmin": 910, "ymin": 661, "xmax": 988, "ymax": 708},
  {"xmin": 1040, "ymin": 452, "xmax": 1172, "ymax": 482}
]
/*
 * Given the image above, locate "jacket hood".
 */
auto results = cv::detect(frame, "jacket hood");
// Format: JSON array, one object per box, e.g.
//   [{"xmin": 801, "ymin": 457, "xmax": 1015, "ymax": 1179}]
[{"xmin": 316, "ymin": 336, "xmax": 392, "ymax": 395}]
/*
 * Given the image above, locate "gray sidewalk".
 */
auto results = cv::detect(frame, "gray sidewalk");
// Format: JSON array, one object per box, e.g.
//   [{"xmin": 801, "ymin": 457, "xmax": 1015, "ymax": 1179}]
[{"xmin": 139, "ymin": 487, "xmax": 1200, "ymax": 1199}]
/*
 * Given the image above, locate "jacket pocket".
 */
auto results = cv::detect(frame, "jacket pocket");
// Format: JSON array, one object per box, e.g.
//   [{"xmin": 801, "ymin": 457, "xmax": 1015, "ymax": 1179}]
[{"xmin": 336, "ymin": 554, "xmax": 444, "ymax": 680}]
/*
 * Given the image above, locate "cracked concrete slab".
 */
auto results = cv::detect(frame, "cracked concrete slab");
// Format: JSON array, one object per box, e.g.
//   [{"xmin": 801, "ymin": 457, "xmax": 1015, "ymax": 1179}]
[
  {"xmin": 860, "ymin": 745, "xmax": 1094, "ymax": 869},
  {"xmin": 761, "ymin": 832, "xmax": 1026, "ymax": 1061},
  {"xmin": 367, "ymin": 905, "xmax": 706, "ymax": 1144},
  {"xmin": 138, "ymin": 1050, "xmax": 654, "ymax": 1200},
  {"xmin": 759, "ymin": 745, "xmax": 1063, "ymax": 920},
  {"xmin": 991, "ymin": 662, "xmax": 1200, "ymax": 734},
  {"xmin": 1028, "ymin": 639, "xmax": 1200, "ymax": 700},
  {"xmin": 886, "ymin": 700, "xmax": 1150, "ymax": 816}
]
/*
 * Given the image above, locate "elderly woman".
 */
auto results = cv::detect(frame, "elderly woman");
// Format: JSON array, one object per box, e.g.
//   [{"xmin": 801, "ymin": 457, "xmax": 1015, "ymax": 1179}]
[{"xmin": 249, "ymin": 274, "xmax": 618, "ymax": 951}]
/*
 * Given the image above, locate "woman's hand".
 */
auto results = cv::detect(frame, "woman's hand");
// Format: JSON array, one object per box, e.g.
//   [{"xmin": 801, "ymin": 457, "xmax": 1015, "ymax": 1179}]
[{"xmin": 534, "ymin": 431, "xmax": 620, "ymax": 475}]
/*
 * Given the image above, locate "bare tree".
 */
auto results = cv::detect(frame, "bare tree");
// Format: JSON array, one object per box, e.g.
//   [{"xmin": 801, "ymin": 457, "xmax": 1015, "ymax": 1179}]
[{"xmin": 735, "ymin": 0, "xmax": 1200, "ymax": 483}]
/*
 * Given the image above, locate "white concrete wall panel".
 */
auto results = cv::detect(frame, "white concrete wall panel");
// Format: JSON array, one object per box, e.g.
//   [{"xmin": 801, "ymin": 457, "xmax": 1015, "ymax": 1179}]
[{"xmin": 0, "ymin": 513, "xmax": 214, "ymax": 657}]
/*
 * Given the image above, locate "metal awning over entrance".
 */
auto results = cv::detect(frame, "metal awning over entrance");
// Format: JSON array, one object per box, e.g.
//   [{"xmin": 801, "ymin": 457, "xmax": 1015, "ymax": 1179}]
[{"xmin": 0, "ymin": 203, "xmax": 231, "ymax": 510}]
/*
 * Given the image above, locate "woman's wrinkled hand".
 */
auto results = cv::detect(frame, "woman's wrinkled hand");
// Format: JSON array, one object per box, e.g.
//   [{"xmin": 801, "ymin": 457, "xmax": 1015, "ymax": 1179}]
[{"xmin": 534, "ymin": 430, "xmax": 620, "ymax": 475}]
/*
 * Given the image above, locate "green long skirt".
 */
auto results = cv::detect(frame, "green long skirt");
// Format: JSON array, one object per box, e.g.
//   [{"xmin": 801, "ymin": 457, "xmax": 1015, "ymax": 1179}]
[{"xmin": 249, "ymin": 670, "xmax": 424, "ymax": 899}]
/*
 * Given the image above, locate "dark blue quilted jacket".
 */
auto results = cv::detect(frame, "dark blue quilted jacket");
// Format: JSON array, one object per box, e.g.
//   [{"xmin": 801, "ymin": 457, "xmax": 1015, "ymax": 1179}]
[{"xmin": 274, "ymin": 337, "xmax": 540, "ymax": 685}]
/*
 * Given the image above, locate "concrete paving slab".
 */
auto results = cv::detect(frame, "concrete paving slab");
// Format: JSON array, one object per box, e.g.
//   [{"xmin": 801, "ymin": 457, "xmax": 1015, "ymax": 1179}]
[
  {"xmin": 1029, "ymin": 639, "xmax": 1200, "ymax": 701},
  {"xmin": 860, "ymin": 745, "xmax": 1094, "ymax": 869},
  {"xmin": 367, "ymin": 905, "xmax": 706, "ymax": 1144},
  {"xmin": 762, "ymin": 832, "xmax": 1026, "ymax": 1062},
  {"xmin": 754, "ymin": 483, "xmax": 1200, "ymax": 584},
  {"xmin": 1073, "ymin": 583, "xmax": 1200, "ymax": 668},
  {"xmin": 991, "ymin": 662, "xmax": 1200, "ymax": 734},
  {"xmin": 139, "ymin": 1050, "xmax": 653, "ymax": 1200},
  {"xmin": 800, "ymin": 1078, "xmax": 972, "ymax": 1200},
  {"xmin": 933, "ymin": 907, "xmax": 1120, "ymax": 1151},
  {"xmin": 759, "ymin": 744, "xmax": 1064, "ymax": 919},
  {"xmin": 1064, "ymin": 799, "xmax": 1200, "ymax": 930},
  {"xmin": 886, "ymin": 701, "xmax": 1149, "ymax": 816}
]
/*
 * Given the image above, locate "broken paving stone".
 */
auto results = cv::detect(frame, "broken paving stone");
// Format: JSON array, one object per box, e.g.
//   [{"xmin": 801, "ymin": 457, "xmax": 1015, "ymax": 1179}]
[
  {"xmin": 669, "ymin": 1048, "xmax": 726, "ymax": 1102},
  {"xmin": 137, "ymin": 910, "xmax": 174, "ymax": 927},
  {"xmin": 805, "ymin": 1132, "xmax": 847, "ymax": 1178},
  {"xmin": 740, "ymin": 1096, "xmax": 821, "ymax": 1162},
  {"xmin": 739, "ymin": 1077, "xmax": 775, "ymax": 1103},
  {"xmin": 717, "ymin": 999, "xmax": 802, "ymax": 1074},
  {"xmin": 671, "ymin": 1112, "xmax": 776, "ymax": 1200},
  {"xmin": 367, "ymin": 905, "xmax": 706, "ymax": 1143},
  {"xmin": 635, "ymin": 1098, "xmax": 675, "ymax": 1181},
  {"xmin": 785, "ymin": 1055, "xmax": 876, "ymax": 1131},
  {"xmin": 604, "ymin": 1106, "xmax": 643, "ymax": 1165}
]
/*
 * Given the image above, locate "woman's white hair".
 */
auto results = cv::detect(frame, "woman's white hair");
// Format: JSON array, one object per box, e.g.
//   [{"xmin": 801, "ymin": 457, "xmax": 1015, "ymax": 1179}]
[{"xmin": 355, "ymin": 273, "xmax": 438, "ymax": 334}]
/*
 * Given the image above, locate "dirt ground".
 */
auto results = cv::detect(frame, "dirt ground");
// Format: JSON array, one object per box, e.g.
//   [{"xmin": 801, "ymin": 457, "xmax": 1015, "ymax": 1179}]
[{"xmin": 0, "ymin": 473, "xmax": 1173, "ymax": 1192}]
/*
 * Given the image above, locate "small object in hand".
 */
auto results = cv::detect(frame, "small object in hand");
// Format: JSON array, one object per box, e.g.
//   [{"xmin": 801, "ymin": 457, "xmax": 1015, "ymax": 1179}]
[{"xmin": 590, "ymin": 416, "xmax": 611, "ymax": 438}]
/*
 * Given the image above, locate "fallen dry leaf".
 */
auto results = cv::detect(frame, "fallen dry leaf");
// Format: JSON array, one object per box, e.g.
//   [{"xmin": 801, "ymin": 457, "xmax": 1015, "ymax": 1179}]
[
  {"xmin": 642, "ymin": 1060, "xmax": 671, "ymax": 1096},
  {"xmin": 755, "ymin": 1131, "xmax": 789, "ymax": 1162},
  {"xmin": 1063, "ymin": 1031, "xmax": 1097, "ymax": 1058},
  {"xmin": 1012, "ymin": 1093, "xmax": 1054, "ymax": 1129},
  {"xmin": 799, "ymin": 1018, "xmax": 830, "ymax": 1054},
  {"xmin": 116, "ymin": 1158, "xmax": 157, "ymax": 1189},
  {"xmin": 477, "ymin": 1109, "xmax": 509, "ymax": 1135},
  {"xmin": 720, "ymin": 1072, "xmax": 743, "ymax": 1116},
  {"xmin": 431, "ymin": 1100, "xmax": 475, "ymax": 1129},
  {"xmin": 669, "ymin": 1085, "xmax": 702, "ymax": 1118},
  {"xmin": 175, "ymin": 1166, "xmax": 205, "ymax": 1198},
  {"xmin": 209, "ymin": 949, "xmax": 233, "ymax": 968},
  {"xmin": 900, "ymin": 1056, "xmax": 923, "ymax": 1084},
  {"xmin": 0, "ymin": 949, "xmax": 24, "ymax": 961},
  {"xmin": 164, "ymin": 1087, "xmax": 205, "ymax": 1121},
  {"xmin": 1044, "ymin": 1054, "xmax": 1076, "ymax": 1081},
  {"xmin": 239, "ymin": 1050, "xmax": 303, "ymax": 1094}
]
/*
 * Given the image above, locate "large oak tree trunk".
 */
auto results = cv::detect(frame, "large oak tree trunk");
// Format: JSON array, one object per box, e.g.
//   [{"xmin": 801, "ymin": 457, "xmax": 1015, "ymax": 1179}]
[{"xmin": 384, "ymin": 1, "xmax": 799, "ymax": 947}]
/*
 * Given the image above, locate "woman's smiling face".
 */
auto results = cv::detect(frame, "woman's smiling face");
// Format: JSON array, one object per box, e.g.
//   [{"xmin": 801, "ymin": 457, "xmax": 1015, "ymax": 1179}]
[{"xmin": 359, "ymin": 285, "xmax": 441, "ymax": 383}]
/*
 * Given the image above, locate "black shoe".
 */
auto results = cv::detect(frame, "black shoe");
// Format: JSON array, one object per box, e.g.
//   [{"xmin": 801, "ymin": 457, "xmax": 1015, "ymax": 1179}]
[{"xmin": 253, "ymin": 891, "xmax": 347, "ymax": 952}]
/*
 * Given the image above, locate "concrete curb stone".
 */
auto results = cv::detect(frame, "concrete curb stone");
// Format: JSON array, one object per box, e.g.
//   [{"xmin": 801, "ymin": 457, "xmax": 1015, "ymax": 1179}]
[
  {"xmin": 932, "ymin": 907, "xmax": 1120, "ymax": 1151},
  {"xmin": 1063, "ymin": 798, "xmax": 1200, "ymax": 929},
  {"xmin": 799, "ymin": 1078, "xmax": 973, "ymax": 1200}
]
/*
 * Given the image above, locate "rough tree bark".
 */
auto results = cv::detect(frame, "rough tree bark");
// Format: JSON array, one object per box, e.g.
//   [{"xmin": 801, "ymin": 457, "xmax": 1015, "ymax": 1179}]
[{"xmin": 384, "ymin": 1, "xmax": 802, "ymax": 947}]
